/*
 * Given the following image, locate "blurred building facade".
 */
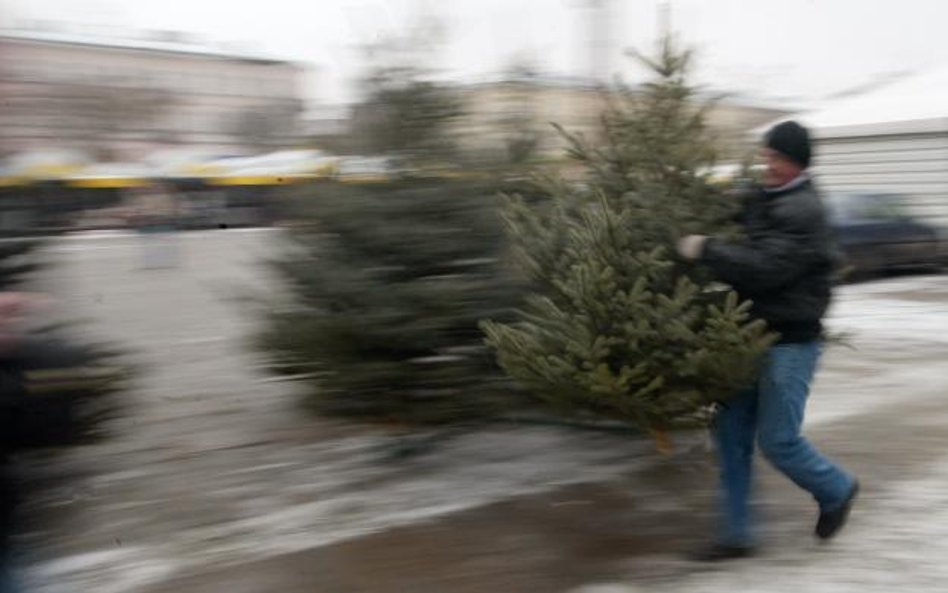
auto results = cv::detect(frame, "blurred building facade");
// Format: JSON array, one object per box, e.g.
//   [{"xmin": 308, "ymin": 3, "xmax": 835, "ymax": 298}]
[
  {"xmin": 0, "ymin": 28, "xmax": 304, "ymax": 161},
  {"xmin": 450, "ymin": 78, "xmax": 790, "ymax": 163}
]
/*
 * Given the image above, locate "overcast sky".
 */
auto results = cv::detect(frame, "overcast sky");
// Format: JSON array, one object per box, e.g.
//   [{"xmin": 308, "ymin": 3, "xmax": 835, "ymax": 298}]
[{"xmin": 3, "ymin": 0, "xmax": 947, "ymax": 110}]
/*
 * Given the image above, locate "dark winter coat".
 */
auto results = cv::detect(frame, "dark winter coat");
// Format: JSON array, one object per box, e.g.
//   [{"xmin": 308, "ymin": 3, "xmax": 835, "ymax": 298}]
[{"xmin": 700, "ymin": 177, "xmax": 835, "ymax": 343}]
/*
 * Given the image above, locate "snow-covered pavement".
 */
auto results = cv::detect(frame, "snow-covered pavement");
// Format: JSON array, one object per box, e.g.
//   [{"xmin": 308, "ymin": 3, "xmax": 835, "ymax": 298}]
[{"xmin": 15, "ymin": 231, "xmax": 948, "ymax": 592}]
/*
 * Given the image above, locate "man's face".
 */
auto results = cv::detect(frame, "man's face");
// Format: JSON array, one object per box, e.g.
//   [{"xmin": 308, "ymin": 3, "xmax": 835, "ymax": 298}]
[{"xmin": 761, "ymin": 148, "xmax": 804, "ymax": 188}]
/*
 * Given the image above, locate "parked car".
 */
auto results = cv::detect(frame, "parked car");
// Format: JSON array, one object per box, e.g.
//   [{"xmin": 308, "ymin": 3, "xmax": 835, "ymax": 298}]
[{"xmin": 826, "ymin": 193, "xmax": 945, "ymax": 276}]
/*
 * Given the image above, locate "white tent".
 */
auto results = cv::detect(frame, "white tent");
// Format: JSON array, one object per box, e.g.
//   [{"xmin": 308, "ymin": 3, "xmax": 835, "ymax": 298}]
[
  {"xmin": 200, "ymin": 150, "xmax": 338, "ymax": 185},
  {"xmin": 3, "ymin": 149, "xmax": 92, "ymax": 181},
  {"xmin": 63, "ymin": 162, "xmax": 154, "ymax": 188}
]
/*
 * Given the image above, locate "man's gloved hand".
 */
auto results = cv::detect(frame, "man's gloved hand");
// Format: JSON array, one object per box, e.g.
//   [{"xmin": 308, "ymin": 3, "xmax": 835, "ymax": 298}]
[{"xmin": 676, "ymin": 235, "xmax": 709, "ymax": 261}]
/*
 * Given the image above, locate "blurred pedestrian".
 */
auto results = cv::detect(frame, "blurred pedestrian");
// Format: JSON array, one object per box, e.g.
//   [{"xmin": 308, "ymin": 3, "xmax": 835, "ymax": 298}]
[
  {"xmin": 129, "ymin": 183, "xmax": 181, "ymax": 269},
  {"xmin": 0, "ymin": 291, "xmax": 50, "ymax": 593},
  {"xmin": 677, "ymin": 121, "xmax": 859, "ymax": 560}
]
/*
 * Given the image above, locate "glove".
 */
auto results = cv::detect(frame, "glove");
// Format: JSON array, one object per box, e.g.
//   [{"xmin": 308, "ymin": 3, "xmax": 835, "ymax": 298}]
[{"xmin": 676, "ymin": 235, "xmax": 708, "ymax": 261}]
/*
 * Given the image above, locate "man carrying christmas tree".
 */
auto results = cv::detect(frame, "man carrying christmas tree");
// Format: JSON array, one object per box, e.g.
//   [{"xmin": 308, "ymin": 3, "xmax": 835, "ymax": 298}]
[{"xmin": 677, "ymin": 121, "xmax": 859, "ymax": 560}]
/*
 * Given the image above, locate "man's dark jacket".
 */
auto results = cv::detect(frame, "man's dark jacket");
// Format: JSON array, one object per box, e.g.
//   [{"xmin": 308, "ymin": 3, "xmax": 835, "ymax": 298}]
[{"xmin": 701, "ymin": 177, "xmax": 835, "ymax": 343}]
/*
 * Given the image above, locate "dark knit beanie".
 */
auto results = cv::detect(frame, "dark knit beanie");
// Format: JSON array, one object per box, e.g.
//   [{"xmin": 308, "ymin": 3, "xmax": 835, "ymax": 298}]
[{"xmin": 765, "ymin": 121, "xmax": 811, "ymax": 169}]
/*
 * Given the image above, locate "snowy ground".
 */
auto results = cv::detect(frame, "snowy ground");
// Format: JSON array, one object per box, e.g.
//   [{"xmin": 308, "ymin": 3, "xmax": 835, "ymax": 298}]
[{"xmin": 10, "ymin": 230, "xmax": 948, "ymax": 592}]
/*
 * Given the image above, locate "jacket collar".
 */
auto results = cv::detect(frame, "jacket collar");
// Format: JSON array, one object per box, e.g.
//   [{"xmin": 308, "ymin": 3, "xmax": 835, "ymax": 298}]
[{"xmin": 762, "ymin": 172, "xmax": 810, "ymax": 197}]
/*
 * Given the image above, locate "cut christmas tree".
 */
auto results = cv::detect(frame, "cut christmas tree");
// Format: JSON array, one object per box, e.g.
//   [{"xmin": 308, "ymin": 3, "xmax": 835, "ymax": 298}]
[
  {"xmin": 255, "ymin": 33, "xmax": 537, "ymax": 430},
  {"xmin": 480, "ymin": 37, "xmax": 776, "ymax": 444}
]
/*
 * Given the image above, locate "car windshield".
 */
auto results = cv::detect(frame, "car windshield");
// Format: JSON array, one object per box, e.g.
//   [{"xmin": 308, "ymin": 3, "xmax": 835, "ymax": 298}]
[{"xmin": 826, "ymin": 194, "xmax": 911, "ymax": 222}]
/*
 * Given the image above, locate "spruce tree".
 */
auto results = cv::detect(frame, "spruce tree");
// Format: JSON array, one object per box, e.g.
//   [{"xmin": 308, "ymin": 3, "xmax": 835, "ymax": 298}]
[
  {"xmin": 256, "ymin": 21, "xmax": 537, "ymax": 428},
  {"xmin": 480, "ymin": 38, "xmax": 775, "ymax": 443}
]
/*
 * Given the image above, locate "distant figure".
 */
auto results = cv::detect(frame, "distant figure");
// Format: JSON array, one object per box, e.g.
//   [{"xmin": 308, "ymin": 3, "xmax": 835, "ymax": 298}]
[
  {"xmin": 0, "ymin": 291, "xmax": 50, "ymax": 593},
  {"xmin": 677, "ymin": 121, "xmax": 859, "ymax": 560},
  {"xmin": 129, "ymin": 184, "xmax": 181, "ymax": 269}
]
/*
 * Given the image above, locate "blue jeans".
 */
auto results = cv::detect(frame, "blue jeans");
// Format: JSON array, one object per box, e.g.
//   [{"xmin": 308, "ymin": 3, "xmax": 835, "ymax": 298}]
[{"xmin": 714, "ymin": 341, "xmax": 855, "ymax": 546}]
